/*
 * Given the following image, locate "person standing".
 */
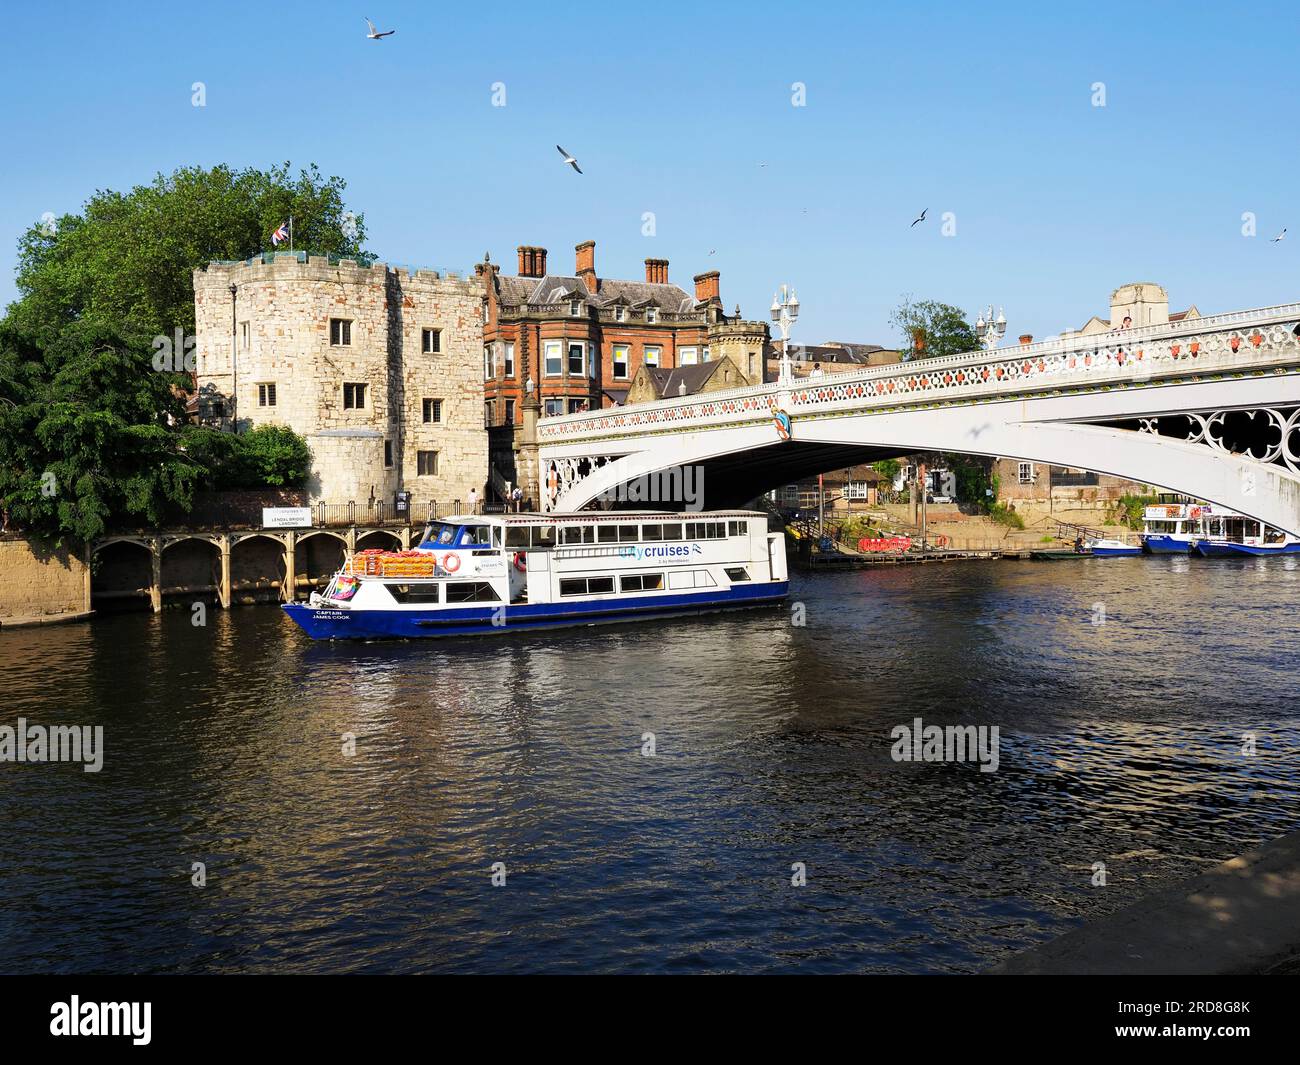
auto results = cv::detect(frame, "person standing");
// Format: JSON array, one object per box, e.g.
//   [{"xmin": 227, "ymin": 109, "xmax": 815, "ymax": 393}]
[{"xmin": 468, "ymin": 486, "xmax": 478, "ymax": 514}]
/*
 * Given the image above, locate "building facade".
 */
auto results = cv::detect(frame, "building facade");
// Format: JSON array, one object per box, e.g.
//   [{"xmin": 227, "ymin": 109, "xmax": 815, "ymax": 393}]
[
  {"xmin": 479, "ymin": 240, "xmax": 768, "ymax": 504},
  {"xmin": 1058, "ymin": 281, "xmax": 1200, "ymax": 339},
  {"xmin": 193, "ymin": 255, "xmax": 488, "ymax": 506}
]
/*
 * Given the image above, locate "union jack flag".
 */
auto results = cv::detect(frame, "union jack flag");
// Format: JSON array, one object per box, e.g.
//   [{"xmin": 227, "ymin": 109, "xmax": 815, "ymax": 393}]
[{"xmin": 271, "ymin": 221, "xmax": 289, "ymax": 246}]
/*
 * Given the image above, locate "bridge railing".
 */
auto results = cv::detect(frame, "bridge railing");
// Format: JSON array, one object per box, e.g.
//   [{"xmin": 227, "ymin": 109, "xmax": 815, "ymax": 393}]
[{"xmin": 538, "ymin": 301, "xmax": 1300, "ymax": 444}]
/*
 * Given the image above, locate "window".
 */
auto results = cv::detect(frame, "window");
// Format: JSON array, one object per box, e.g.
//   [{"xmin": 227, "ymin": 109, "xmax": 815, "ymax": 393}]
[
  {"xmin": 660, "ymin": 523, "xmax": 683, "ymax": 540},
  {"xmin": 330, "ymin": 318, "xmax": 352, "ymax": 346},
  {"xmin": 668, "ymin": 569, "xmax": 716, "ymax": 590},
  {"xmin": 257, "ymin": 382, "xmax": 276, "ymax": 407},
  {"xmin": 484, "ymin": 345, "xmax": 494, "ymax": 379},
  {"xmin": 614, "ymin": 305, "xmax": 626, "ymax": 322},
  {"xmin": 620, "ymin": 573, "xmax": 664, "ymax": 592},
  {"xmin": 240, "ymin": 321, "xmax": 251, "ymax": 350},
  {"xmin": 685, "ymin": 521, "xmax": 726, "ymax": 539},
  {"xmin": 484, "ymin": 401, "xmax": 495, "ymax": 428},
  {"xmin": 559, "ymin": 526, "xmax": 595, "ymax": 545},
  {"xmin": 505, "ymin": 526, "xmax": 531, "ymax": 548},
  {"xmin": 422, "ymin": 328, "xmax": 441, "ymax": 354},
  {"xmin": 641, "ymin": 523, "xmax": 662, "ymax": 541},
  {"xmin": 530, "ymin": 525, "xmax": 556, "ymax": 548},
  {"xmin": 422, "ymin": 398, "xmax": 442, "ymax": 423},
  {"xmin": 445, "ymin": 581, "xmax": 500, "ymax": 603},
  {"xmin": 384, "ymin": 440, "xmax": 393, "ymax": 468},
  {"xmin": 646, "ymin": 308, "xmax": 658, "ymax": 324},
  {"xmin": 597, "ymin": 525, "xmax": 619, "ymax": 543},
  {"xmin": 568, "ymin": 398, "xmax": 587, "ymax": 414},
  {"xmin": 505, "ymin": 399, "xmax": 516, "ymax": 424},
  {"xmin": 559, "ymin": 576, "xmax": 615, "ymax": 596},
  {"xmin": 544, "ymin": 398, "xmax": 564, "ymax": 416},
  {"xmin": 504, "ymin": 342, "xmax": 514, "ymax": 376},
  {"xmin": 1018, "ymin": 462, "xmax": 1035, "ymax": 485},
  {"xmin": 568, "ymin": 342, "xmax": 585, "ymax": 376},
  {"xmin": 844, "ymin": 482, "xmax": 868, "ymax": 500},
  {"xmin": 544, "ymin": 340, "xmax": 563, "ymax": 376},
  {"xmin": 388, "ymin": 585, "xmax": 442, "ymax": 604},
  {"xmin": 643, "ymin": 346, "xmax": 661, "ymax": 368},
  {"xmin": 612, "ymin": 344, "xmax": 629, "ymax": 379},
  {"xmin": 569, "ymin": 300, "xmax": 582, "ymax": 317},
  {"xmin": 727, "ymin": 520, "xmax": 749, "ymax": 536},
  {"xmin": 618, "ymin": 525, "xmax": 639, "ymax": 542},
  {"xmin": 724, "ymin": 567, "xmax": 751, "ymax": 582},
  {"xmin": 702, "ymin": 346, "xmax": 711, "ymax": 362},
  {"xmin": 680, "ymin": 347, "xmax": 699, "ymax": 365},
  {"xmin": 343, "ymin": 382, "xmax": 367, "ymax": 409},
  {"xmin": 418, "ymin": 450, "xmax": 439, "ymax": 476}
]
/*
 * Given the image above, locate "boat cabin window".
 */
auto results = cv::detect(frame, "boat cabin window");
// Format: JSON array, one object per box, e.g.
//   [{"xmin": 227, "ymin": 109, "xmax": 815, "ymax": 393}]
[
  {"xmin": 618, "ymin": 525, "xmax": 639, "ymax": 542},
  {"xmin": 559, "ymin": 526, "xmax": 595, "ymax": 545},
  {"xmin": 597, "ymin": 525, "xmax": 619, "ymax": 543},
  {"xmin": 641, "ymin": 523, "xmax": 662, "ymax": 541},
  {"xmin": 505, "ymin": 525, "xmax": 530, "ymax": 548},
  {"xmin": 423, "ymin": 522, "xmax": 458, "ymax": 546},
  {"xmin": 727, "ymin": 521, "xmax": 749, "ymax": 536},
  {"xmin": 724, "ymin": 567, "xmax": 751, "ymax": 582},
  {"xmin": 530, "ymin": 525, "xmax": 556, "ymax": 549},
  {"xmin": 620, "ymin": 573, "xmax": 664, "ymax": 592},
  {"xmin": 660, "ymin": 523, "xmax": 683, "ymax": 541},
  {"xmin": 461, "ymin": 525, "xmax": 492, "ymax": 546},
  {"xmin": 389, "ymin": 585, "xmax": 442, "ymax": 604},
  {"xmin": 684, "ymin": 521, "xmax": 725, "ymax": 540},
  {"xmin": 445, "ymin": 581, "xmax": 500, "ymax": 603},
  {"xmin": 559, "ymin": 575, "xmax": 616, "ymax": 596}
]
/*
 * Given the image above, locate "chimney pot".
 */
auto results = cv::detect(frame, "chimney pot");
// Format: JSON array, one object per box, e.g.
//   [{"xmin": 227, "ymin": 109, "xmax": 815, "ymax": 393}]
[
  {"xmin": 517, "ymin": 245, "xmax": 548, "ymax": 278},
  {"xmin": 693, "ymin": 270, "xmax": 720, "ymax": 303},
  {"xmin": 645, "ymin": 258, "xmax": 669, "ymax": 285},
  {"xmin": 575, "ymin": 240, "xmax": 597, "ymax": 292},
  {"xmin": 1019, "ymin": 333, "xmax": 1034, "ymax": 345}
]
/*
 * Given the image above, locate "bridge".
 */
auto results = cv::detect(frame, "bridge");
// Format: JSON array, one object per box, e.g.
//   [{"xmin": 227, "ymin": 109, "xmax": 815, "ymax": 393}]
[{"xmin": 536, "ymin": 301, "xmax": 1300, "ymax": 534}]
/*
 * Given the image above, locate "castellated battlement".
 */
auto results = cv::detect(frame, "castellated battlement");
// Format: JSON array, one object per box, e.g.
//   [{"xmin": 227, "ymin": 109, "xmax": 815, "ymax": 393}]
[{"xmin": 193, "ymin": 253, "xmax": 488, "ymax": 505}]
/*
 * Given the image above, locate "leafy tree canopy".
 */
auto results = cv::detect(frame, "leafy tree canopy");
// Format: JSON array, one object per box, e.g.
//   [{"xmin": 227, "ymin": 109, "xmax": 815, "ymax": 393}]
[
  {"xmin": 890, "ymin": 296, "xmax": 978, "ymax": 361},
  {"xmin": 8, "ymin": 162, "xmax": 368, "ymax": 343}
]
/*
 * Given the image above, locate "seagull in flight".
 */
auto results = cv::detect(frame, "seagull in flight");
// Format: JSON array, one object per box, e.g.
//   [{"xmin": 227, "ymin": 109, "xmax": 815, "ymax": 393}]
[
  {"xmin": 556, "ymin": 145, "xmax": 583, "ymax": 174},
  {"xmin": 365, "ymin": 18, "xmax": 395, "ymax": 40},
  {"xmin": 910, "ymin": 208, "xmax": 928, "ymax": 227},
  {"xmin": 1272, "ymin": 228, "xmax": 1286, "ymax": 242}
]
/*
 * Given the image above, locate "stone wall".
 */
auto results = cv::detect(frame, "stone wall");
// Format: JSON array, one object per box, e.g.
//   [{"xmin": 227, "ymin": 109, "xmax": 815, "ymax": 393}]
[
  {"xmin": 194, "ymin": 255, "xmax": 488, "ymax": 506},
  {"xmin": 0, "ymin": 537, "xmax": 90, "ymax": 622}
]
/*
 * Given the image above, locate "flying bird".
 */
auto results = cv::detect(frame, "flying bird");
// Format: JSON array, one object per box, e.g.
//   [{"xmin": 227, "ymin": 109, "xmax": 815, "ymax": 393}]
[
  {"xmin": 1272, "ymin": 228, "xmax": 1286, "ymax": 242},
  {"xmin": 556, "ymin": 145, "xmax": 582, "ymax": 174},
  {"xmin": 365, "ymin": 18, "xmax": 395, "ymax": 40},
  {"xmin": 910, "ymin": 208, "xmax": 928, "ymax": 227}
]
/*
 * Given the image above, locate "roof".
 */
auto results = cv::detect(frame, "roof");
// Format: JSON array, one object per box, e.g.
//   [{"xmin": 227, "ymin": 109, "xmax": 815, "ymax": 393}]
[
  {"xmin": 507, "ymin": 273, "xmax": 696, "ymax": 313},
  {"xmin": 765, "ymin": 341, "xmax": 898, "ymax": 365},
  {"xmin": 642, "ymin": 362, "xmax": 729, "ymax": 398}
]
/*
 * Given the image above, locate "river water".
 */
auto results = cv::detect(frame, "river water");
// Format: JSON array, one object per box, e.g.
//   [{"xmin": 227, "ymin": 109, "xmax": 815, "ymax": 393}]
[{"xmin": 2, "ymin": 556, "xmax": 1298, "ymax": 974}]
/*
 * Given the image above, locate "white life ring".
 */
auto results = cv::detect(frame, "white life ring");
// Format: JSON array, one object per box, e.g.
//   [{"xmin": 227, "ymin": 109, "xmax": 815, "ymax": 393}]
[{"xmin": 442, "ymin": 552, "xmax": 462, "ymax": 573}]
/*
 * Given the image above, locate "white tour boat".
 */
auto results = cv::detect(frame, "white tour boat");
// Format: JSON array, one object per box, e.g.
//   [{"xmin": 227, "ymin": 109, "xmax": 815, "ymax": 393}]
[{"xmin": 283, "ymin": 510, "xmax": 789, "ymax": 639}]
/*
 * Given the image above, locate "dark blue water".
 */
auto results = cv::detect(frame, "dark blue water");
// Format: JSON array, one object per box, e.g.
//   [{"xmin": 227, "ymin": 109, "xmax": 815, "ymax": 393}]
[{"xmin": 2, "ymin": 555, "xmax": 1298, "ymax": 973}]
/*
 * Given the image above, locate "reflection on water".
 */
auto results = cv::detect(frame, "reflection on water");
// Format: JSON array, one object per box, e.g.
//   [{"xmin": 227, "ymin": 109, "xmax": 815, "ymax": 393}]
[{"xmin": 1, "ymin": 556, "xmax": 1297, "ymax": 973}]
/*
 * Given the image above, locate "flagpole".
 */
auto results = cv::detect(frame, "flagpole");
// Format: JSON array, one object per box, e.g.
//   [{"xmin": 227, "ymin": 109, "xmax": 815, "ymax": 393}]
[{"xmin": 289, "ymin": 215, "xmax": 294, "ymax": 254}]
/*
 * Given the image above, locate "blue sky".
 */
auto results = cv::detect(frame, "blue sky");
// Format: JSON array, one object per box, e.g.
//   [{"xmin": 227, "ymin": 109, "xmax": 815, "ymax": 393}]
[{"xmin": 1, "ymin": 0, "xmax": 1296, "ymax": 345}]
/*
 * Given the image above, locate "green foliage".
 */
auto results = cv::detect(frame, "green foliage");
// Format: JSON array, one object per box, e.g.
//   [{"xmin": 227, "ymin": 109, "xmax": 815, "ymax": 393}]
[
  {"xmin": 1114, "ymin": 492, "xmax": 1158, "ymax": 528},
  {"xmin": 871, "ymin": 458, "xmax": 900, "ymax": 481},
  {"xmin": 8, "ymin": 162, "xmax": 368, "ymax": 343},
  {"xmin": 989, "ymin": 502, "xmax": 1025, "ymax": 529},
  {"xmin": 0, "ymin": 322, "xmax": 201, "ymax": 542},
  {"xmin": 181, "ymin": 425, "xmax": 311, "ymax": 490},
  {"xmin": 890, "ymin": 296, "xmax": 978, "ymax": 360}
]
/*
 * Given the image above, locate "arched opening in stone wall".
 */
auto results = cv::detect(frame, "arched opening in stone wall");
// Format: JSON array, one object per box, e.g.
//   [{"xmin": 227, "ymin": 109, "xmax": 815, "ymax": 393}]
[
  {"xmin": 294, "ymin": 532, "xmax": 347, "ymax": 594},
  {"xmin": 91, "ymin": 540, "xmax": 153, "ymax": 613},
  {"xmin": 230, "ymin": 535, "xmax": 286, "ymax": 604},
  {"xmin": 356, "ymin": 529, "xmax": 403, "ymax": 552},
  {"xmin": 160, "ymin": 538, "xmax": 220, "ymax": 606}
]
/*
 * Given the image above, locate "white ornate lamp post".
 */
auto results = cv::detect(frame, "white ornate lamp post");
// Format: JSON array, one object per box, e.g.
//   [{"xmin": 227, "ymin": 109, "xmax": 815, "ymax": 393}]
[
  {"xmin": 770, "ymin": 285, "xmax": 800, "ymax": 384},
  {"xmin": 975, "ymin": 305, "xmax": 1007, "ymax": 351}
]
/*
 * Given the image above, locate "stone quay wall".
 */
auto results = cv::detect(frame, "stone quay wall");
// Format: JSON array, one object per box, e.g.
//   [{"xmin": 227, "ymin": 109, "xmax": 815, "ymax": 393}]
[{"xmin": 0, "ymin": 536, "xmax": 91, "ymax": 625}]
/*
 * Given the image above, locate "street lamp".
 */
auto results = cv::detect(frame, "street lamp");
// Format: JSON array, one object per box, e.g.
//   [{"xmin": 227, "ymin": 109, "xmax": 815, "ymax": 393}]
[
  {"xmin": 975, "ymin": 305, "xmax": 1007, "ymax": 351},
  {"xmin": 770, "ymin": 284, "xmax": 800, "ymax": 384}
]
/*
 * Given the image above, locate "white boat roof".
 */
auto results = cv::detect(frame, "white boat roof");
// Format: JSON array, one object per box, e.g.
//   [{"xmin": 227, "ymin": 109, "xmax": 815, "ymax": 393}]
[{"xmin": 434, "ymin": 510, "xmax": 767, "ymax": 525}]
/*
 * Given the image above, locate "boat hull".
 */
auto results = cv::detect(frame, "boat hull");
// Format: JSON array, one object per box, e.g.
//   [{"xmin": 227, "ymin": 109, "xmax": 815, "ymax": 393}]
[
  {"xmin": 283, "ymin": 581, "xmax": 790, "ymax": 640},
  {"xmin": 1089, "ymin": 545, "xmax": 1144, "ymax": 557},
  {"xmin": 1193, "ymin": 541, "xmax": 1300, "ymax": 557},
  {"xmin": 1142, "ymin": 534, "xmax": 1194, "ymax": 554}
]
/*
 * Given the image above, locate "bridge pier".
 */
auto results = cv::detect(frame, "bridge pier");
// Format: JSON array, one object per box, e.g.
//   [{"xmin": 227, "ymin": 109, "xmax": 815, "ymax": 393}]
[
  {"xmin": 148, "ymin": 538, "xmax": 162, "ymax": 613},
  {"xmin": 283, "ymin": 531, "xmax": 297, "ymax": 603},
  {"xmin": 218, "ymin": 535, "xmax": 232, "ymax": 609}
]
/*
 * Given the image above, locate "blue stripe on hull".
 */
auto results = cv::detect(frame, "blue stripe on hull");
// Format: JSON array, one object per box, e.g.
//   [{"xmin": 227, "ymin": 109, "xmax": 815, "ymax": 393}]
[
  {"xmin": 1194, "ymin": 541, "xmax": 1300, "ymax": 556},
  {"xmin": 283, "ymin": 582, "xmax": 790, "ymax": 640},
  {"xmin": 1090, "ymin": 546, "xmax": 1144, "ymax": 557}
]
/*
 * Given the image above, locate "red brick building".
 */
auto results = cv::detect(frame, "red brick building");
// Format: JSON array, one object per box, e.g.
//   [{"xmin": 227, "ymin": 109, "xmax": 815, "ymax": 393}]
[{"xmin": 477, "ymin": 241, "xmax": 768, "ymax": 504}]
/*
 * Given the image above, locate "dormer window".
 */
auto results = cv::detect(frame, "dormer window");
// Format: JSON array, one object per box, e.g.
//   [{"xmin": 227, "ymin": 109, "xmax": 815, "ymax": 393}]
[
  {"xmin": 646, "ymin": 307, "xmax": 659, "ymax": 324},
  {"xmin": 614, "ymin": 305, "xmax": 626, "ymax": 322},
  {"xmin": 569, "ymin": 300, "xmax": 581, "ymax": 317}
]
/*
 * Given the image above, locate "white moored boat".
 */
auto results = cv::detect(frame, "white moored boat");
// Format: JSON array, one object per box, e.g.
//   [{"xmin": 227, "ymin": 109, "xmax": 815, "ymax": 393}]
[{"xmin": 283, "ymin": 510, "xmax": 789, "ymax": 639}]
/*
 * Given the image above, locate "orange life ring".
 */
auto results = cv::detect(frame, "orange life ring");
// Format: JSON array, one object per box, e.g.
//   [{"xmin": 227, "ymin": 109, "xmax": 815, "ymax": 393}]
[
  {"xmin": 512, "ymin": 552, "xmax": 527, "ymax": 572},
  {"xmin": 442, "ymin": 552, "xmax": 461, "ymax": 573},
  {"xmin": 935, "ymin": 535, "xmax": 949, "ymax": 548}
]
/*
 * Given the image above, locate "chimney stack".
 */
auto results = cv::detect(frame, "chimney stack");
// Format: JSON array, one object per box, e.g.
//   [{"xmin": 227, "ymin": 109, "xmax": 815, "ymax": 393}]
[
  {"xmin": 645, "ymin": 258, "xmax": 669, "ymax": 285},
  {"xmin": 517, "ymin": 245, "xmax": 548, "ymax": 278},
  {"xmin": 575, "ymin": 240, "xmax": 597, "ymax": 292},
  {"xmin": 693, "ymin": 270, "xmax": 720, "ymax": 303},
  {"xmin": 1019, "ymin": 333, "xmax": 1034, "ymax": 345}
]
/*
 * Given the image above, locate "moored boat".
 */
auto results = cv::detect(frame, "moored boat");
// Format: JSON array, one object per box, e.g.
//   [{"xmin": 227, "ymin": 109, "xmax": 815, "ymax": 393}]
[
  {"xmin": 1193, "ymin": 508, "xmax": 1300, "ymax": 556},
  {"xmin": 283, "ymin": 510, "xmax": 789, "ymax": 640},
  {"xmin": 1141, "ymin": 500, "xmax": 1208, "ymax": 554},
  {"xmin": 1085, "ymin": 537, "xmax": 1143, "ymax": 557}
]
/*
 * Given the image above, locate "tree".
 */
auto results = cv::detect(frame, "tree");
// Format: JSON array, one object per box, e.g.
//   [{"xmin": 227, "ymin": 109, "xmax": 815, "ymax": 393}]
[
  {"xmin": 7, "ymin": 162, "xmax": 368, "ymax": 343},
  {"xmin": 180, "ymin": 425, "xmax": 311, "ymax": 490},
  {"xmin": 0, "ymin": 322, "xmax": 201, "ymax": 542},
  {"xmin": 890, "ymin": 296, "xmax": 978, "ymax": 360}
]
